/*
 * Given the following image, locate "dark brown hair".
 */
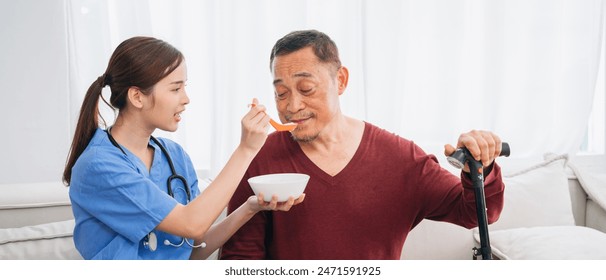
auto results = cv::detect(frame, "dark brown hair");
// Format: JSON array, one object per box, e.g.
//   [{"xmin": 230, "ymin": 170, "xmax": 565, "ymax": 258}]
[
  {"xmin": 269, "ymin": 29, "xmax": 341, "ymax": 71},
  {"xmin": 62, "ymin": 36, "xmax": 184, "ymax": 185}
]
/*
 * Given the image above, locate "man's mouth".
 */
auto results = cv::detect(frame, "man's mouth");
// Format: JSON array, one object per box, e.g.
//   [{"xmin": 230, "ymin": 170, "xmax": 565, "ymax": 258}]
[{"xmin": 287, "ymin": 114, "xmax": 313, "ymax": 124}]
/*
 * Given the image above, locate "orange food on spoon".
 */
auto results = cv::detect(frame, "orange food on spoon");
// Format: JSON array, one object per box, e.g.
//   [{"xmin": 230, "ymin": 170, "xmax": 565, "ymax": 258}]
[
  {"xmin": 249, "ymin": 101, "xmax": 297, "ymax": 132},
  {"xmin": 269, "ymin": 118, "xmax": 297, "ymax": 132}
]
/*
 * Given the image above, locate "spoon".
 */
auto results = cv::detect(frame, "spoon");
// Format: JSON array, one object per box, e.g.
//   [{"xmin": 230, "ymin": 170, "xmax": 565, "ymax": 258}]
[
  {"xmin": 269, "ymin": 118, "xmax": 297, "ymax": 132},
  {"xmin": 249, "ymin": 102, "xmax": 297, "ymax": 132}
]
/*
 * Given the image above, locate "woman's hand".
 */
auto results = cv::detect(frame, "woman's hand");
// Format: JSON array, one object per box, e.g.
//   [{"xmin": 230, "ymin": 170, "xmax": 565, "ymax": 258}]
[
  {"xmin": 240, "ymin": 98, "xmax": 270, "ymax": 154},
  {"xmin": 246, "ymin": 193, "xmax": 306, "ymax": 213}
]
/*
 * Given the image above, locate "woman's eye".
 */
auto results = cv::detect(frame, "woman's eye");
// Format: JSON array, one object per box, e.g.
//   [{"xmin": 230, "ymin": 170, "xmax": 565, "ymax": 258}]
[{"xmin": 173, "ymin": 83, "xmax": 186, "ymax": 92}]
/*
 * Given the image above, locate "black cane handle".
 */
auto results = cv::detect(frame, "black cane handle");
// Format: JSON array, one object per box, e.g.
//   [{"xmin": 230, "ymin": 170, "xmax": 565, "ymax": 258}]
[
  {"xmin": 447, "ymin": 142, "xmax": 510, "ymax": 170},
  {"xmin": 446, "ymin": 142, "xmax": 510, "ymax": 260}
]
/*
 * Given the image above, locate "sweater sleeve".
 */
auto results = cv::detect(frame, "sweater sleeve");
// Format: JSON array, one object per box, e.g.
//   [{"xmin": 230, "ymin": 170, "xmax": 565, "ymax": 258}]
[
  {"xmin": 407, "ymin": 142, "xmax": 505, "ymax": 229},
  {"xmin": 460, "ymin": 162, "xmax": 505, "ymax": 225}
]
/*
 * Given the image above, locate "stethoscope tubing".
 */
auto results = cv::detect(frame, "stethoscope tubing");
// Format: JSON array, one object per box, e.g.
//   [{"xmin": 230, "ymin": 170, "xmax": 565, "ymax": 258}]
[
  {"xmin": 106, "ymin": 128, "xmax": 205, "ymax": 251},
  {"xmin": 105, "ymin": 128, "xmax": 192, "ymax": 201}
]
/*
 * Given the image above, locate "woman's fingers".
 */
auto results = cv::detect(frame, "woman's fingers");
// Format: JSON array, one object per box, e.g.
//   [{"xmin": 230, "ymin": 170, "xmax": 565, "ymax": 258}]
[
  {"xmin": 293, "ymin": 193, "xmax": 305, "ymax": 205},
  {"xmin": 253, "ymin": 193, "xmax": 306, "ymax": 212}
]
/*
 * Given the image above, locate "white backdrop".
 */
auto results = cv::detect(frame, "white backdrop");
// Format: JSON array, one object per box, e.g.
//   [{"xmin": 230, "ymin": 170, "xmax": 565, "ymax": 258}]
[{"xmin": 1, "ymin": 0, "xmax": 604, "ymax": 183}]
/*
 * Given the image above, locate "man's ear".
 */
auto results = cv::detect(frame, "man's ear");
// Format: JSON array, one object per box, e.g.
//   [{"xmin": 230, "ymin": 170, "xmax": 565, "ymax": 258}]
[
  {"xmin": 337, "ymin": 66, "xmax": 349, "ymax": 95},
  {"xmin": 127, "ymin": 87, "xmax": 144, "ymax": 109}
]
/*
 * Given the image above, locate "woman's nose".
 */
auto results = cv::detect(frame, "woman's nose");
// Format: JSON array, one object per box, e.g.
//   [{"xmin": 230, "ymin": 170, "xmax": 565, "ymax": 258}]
[{"xmin": 182, "ymin": 90, "xmax": 190, "ymax": 105}]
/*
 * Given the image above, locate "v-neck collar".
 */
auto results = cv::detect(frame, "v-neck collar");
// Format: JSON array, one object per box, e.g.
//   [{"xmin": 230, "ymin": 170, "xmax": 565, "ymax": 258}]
[
  {"xmin": 104, "ymin": 128, "xmax": 160, "ymax": 178},
  {"xmin": 285, "ymin": 122, "xmax": 370, "ymax": 186},
  {"xmin": 123, "ymin": 139, "xmax": 159, "ymax": 178}
]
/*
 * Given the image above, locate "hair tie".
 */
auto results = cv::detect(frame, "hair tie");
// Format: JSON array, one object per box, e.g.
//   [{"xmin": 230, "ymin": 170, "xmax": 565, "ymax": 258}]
[
  {"xmin": 99, "ymin": 73, "xmax": 112, "ymax": 88},
  {"xmin": 104, "ymin": 73, "xmax": 113, "ymax": 87}
]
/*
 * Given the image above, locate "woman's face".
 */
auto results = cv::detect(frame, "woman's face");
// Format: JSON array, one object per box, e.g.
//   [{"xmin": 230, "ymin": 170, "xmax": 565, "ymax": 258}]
[{"xmin": 142, "ymin": 61, "xmax": 189, "ymax": 132}]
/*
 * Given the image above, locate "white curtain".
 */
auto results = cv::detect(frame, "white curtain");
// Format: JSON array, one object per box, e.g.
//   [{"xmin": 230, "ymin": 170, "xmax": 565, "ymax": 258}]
[{"xmin": 66, "ymin": 0, "xmax": 604, "ymax": 178}]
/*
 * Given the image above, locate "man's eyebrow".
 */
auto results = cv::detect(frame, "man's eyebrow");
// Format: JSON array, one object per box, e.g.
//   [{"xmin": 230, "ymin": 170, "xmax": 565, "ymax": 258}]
[
  {"xmin": 294, "ymin": 72, "xmax": 312, "ymax": 78},
  {"xmin": 273, "ymin": 72, "xmax": 313, "ymax": 85}
]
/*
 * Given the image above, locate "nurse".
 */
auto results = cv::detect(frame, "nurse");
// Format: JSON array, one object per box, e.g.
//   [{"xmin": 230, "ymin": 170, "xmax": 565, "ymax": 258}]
[{"xmin": 62, "ymin": 36, "xmax": 304, "ymax": 260}]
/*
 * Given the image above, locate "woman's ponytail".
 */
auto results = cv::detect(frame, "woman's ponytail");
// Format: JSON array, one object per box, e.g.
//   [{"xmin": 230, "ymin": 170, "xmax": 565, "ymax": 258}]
[{"xmin": 62, "ymin": 75, "xmax": 107, "ymax": 185}]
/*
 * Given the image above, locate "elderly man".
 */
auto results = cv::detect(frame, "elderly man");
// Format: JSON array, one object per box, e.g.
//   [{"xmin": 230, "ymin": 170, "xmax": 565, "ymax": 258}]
[{"xmin": 220, "ymin": 29, "xmax": 505, "ymax": 260}]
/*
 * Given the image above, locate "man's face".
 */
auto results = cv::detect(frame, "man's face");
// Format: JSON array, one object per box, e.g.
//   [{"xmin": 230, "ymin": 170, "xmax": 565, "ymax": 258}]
[{"xmin": 271, "ymin": 47, "xmax": 345, "ymax": 142}]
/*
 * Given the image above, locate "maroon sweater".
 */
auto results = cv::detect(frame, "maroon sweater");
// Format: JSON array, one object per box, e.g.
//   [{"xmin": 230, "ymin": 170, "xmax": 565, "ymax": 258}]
[{"xmin": 221, "ymin": 122, "xmax": 504, "ymax": 260}]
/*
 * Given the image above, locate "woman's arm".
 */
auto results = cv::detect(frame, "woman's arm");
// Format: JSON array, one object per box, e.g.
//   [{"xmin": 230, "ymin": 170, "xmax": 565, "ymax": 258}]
[
  {"xmin": 189, "ymin": 194, "xmax": 305, "ymax": 260},
  {"xmin": 156, "ymin": 101, "xmax": 270, "ymax": 239}
]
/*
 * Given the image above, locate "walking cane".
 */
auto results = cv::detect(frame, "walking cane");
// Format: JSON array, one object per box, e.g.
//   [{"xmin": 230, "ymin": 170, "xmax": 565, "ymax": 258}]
[{"xmin": 447, "ymin": 142, "xmax": 510, "ymax": 260}]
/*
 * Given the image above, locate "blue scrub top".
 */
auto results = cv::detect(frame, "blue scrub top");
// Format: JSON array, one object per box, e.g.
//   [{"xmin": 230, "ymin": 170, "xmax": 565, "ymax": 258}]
[{"xmin": 69, "ymin": 128, "xmax": 200, "ymax": 260}]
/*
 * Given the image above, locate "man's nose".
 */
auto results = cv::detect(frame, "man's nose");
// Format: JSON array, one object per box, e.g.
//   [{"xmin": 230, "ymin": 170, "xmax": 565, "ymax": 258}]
[{"xmin": 287, "ymin": 93, "xmax": 304, "ymax": 113}]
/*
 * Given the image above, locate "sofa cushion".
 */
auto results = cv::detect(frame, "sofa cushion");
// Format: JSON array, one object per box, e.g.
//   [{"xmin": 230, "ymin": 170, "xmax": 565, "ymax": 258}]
[
  {"xmin": 474, "ymin": 226, "xmax": 606, "ymax": 260},
  {"xmin": 402, "ymin": 155, "xmax": 575, "ymax": 260},
  {"xmin": 0, "ymin": 219, "xmax": 81, "ymax": 259},
  {"xmin": 401, "ymin": 219, "xmax": 475, "ymax": 260},
  {"xmin": 0, "ymin": 182, "xmax": 73, "ymax": 228},
  {"xmin": 490, "ymin": 155, "xmax": 575, "ymax": 230}
]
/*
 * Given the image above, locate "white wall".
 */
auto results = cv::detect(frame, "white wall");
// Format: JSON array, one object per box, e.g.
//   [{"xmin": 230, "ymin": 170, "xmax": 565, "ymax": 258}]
[{"xmin": 0, "ymin": 0, "xmax": 70, "ymax": 184}]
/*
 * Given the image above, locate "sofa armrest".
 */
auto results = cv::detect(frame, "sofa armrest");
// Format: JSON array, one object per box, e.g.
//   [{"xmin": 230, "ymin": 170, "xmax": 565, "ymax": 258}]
[
  {"xmin": 0, "ymin": 182, "xmax": 73, "ymax": 229},
  {"xmin": 586, "ymin": 200, "xmax": 606, "ymax": 233},
  {"xmin": 568, "ymin": 177, "xmax": 587, "ymax": 226},
  {"xmin": 567, "ymin": 155, "xmax": 606, "ymax": 233}
]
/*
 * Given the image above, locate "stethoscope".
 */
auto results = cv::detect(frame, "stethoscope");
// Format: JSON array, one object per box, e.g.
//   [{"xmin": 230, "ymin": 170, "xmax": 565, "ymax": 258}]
[{"xmin": 105, "ymin": 128, "xmax": 206, "ymax": 252}]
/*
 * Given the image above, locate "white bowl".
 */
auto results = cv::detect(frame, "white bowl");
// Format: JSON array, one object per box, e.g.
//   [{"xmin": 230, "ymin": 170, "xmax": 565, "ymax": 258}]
[{"xmin": 248, "ymin": 173, "xmax": 310, "ymax": 202}]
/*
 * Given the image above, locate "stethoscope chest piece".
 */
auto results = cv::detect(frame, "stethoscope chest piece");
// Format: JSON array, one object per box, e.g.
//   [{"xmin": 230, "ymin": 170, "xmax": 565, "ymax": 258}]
[{"xmin": 144, "ymin": 232, "xmax": 158, "ymax": 252}]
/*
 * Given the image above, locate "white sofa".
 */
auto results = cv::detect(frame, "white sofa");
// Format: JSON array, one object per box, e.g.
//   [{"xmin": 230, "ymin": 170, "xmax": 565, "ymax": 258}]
[
  {"xmin": 2, "ymin": 154, "xmax": 605, "ymax": 260},
  {"xmin": 0, "ymin": 182, "xmax": 79, "ymax": 259},
  {"xmin": 402, "ymin": 153, "xmax": 606, "ymax": 260}
]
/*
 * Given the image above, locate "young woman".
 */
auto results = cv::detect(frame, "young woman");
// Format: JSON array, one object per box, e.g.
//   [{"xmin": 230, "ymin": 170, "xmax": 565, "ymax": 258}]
[{"xmin": 62, "ymin": 36, "xmax": 304, "ymax": 260}]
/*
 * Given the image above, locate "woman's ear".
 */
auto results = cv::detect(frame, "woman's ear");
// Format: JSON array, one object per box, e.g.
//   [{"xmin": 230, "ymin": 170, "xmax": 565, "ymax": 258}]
[
  {"xmin": 127, "ymin": 87, "xmax": 144, "ymax": 109},
  {"xmin": 337, "ymin": 66, "xmax": 349, "ymax": 95}
]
